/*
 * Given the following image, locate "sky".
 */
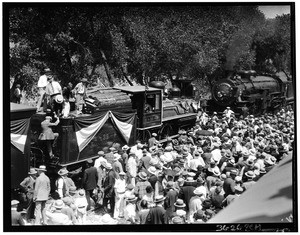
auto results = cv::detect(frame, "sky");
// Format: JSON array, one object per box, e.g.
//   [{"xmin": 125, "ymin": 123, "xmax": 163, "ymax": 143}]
[{"xmin": 258, "ymin": 5, "xmax": 291, "ymax": 19}]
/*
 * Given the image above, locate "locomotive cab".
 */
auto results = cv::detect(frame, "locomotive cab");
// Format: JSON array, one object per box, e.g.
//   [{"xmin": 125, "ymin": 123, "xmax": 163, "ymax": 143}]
[{"xmin": 114, "ymin": 86, "xmax": 163, "ymax": 129}]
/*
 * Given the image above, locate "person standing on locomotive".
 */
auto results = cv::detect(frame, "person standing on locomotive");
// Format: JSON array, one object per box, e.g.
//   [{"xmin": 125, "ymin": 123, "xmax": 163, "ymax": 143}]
[
  {"xmin": 36, "ymin": 68, "xmax": 51, "ymax": 113},
  {"xmin": 73, "ymin": 78, "xmax": 88, "ymax": 115},
  {"xmin": 45, "ymin": 74, "xmax": 63, "ymax": 116},
  {"xmin": 38, "ymin": 114, "xmax": 60, "ymax": 159},
  {"xmin": 12, "ymin": 84, "xmax": 22, "ymax": 104}
]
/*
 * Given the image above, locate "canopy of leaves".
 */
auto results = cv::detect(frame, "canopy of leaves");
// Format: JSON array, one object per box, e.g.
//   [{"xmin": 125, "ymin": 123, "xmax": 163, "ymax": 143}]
[{"xmin": 7, "ymin": 4, "xmax": 292, "ymax": 99}]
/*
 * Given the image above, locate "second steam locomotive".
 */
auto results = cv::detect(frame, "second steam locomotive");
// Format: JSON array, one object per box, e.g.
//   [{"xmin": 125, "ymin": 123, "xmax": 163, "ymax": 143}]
[{"xmin": 207, "ymin": 70, "xmax": 294, "ymax": 115}]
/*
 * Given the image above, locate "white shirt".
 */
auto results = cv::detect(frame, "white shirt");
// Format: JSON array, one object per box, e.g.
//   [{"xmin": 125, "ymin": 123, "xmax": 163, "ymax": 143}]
[
  {"xmin": 211, "ymin": 148, "xmax": 222, "ymax": 163},
  {"xmin": 38, "ymin": 75, "xmax": 48, "ymax": 88},
  {"xmin": 94, "ymin": 157, "xmax": 107, "ymax": 168},
  {"xmin": 127, "ymin": 157, "xmax": 137, "ymax": 177},
  {"xmin": 114, "ymin": 178, "xmax": 126, "ymax": 194},
  {"xmin": 46, "ymin": 81, "xmax": 62, "ymax": 95}
]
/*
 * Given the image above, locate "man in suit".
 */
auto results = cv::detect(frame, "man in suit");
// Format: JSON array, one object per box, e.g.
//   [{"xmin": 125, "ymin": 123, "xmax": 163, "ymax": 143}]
[
  {"xmin": 33, "ymin": 165, "xmax": 51, "ymax": 225},
  {"xmin": 178, "ymin": 177, "xmax": 196, "ymax": 212},
  {"xmin": 103, "ymin": 162, "xmax": 116, "ymax": 213},
  {"xmin": 11, "ymin": 200, "xmax": 24, "ymax": 226},
  {"xmin": 82, "ymin": 159, "xmax": 98, "ymax": 211},
  {"xmin": 20, "ymin": 168, "xmax": 37, "ymax": 220},
  {"xmin": 146, "ymin": 195, "xmax": 168, "ymax": 224}
]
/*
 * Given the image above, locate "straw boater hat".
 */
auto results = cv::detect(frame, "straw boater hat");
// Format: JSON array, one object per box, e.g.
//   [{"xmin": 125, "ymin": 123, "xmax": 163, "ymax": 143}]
[
  {"xmin": 127, "ymin": 194, "xmax": 137, "ymax": 202},
  {"xmin": 234, "ymin": 185, "xmax": 244, "ymax": 194},
  {"xmin": 109, "ymin": 147, "xmax": 116, "ymax": 152},
  {"xmin": 154, "ymin": 195, "xmax": 165, "ymax": 203},
  {"xmin": 138, "ymin": 172, "xmax": 148, "ymax": 181},
  {"xmin": 152, "ymin": 133, "xmax": 158, "ymax": 137},
  {"xmin": 122, "ymin": 145, "xmax": 130, "ymax": 151},
  {"xmin": 28, "ymin": 168, "xmax": 37, "ymax": 175},
  {"xmin": 174, "ymin": 199, "xmax": 186, "ymax": 208},
  {"xmin": 148, "ymin": 166, "xmax": 157, "ymax": 175},
  {"xmin": 212, "ymin": 168, "xmax": 221, "ymax": 177},
  {"xmin": 55, "ymin": 94, "xmax": 64, "ymax": 104},
  {"xmin": 245, "ymin": 171, "xmax": 256, "ymax": 179},
  {"xmin": 54, "ymin": 199, "xmax": 64, "ymax": 209},
  {"xmin": 119, "ymin": 171, "xmax": 126, "ymax": 176},
  {"xmin": 186, "ymin": 177, "xmax": 195, "ymax": 182},
  {"xmin": 58, "ymin": 168, "xmax": 69, "ymax": 176},
  {"xmin": 100, "ymin": 214, "xmax": 118, "ymax": 225},
  {"xmin": 193, "ymin": 188, "xmax": 204, "ymax": 196},
  {"xmin": 172, "ymin": 216, "xmax": 184, "ymax": 224},
  {"xmin": 78, "ymin": 189, "xmax": 85, "ymax": 197},
  {"xmin": 11, "ymin": 200, "xmax": 19, "ymax": 206},
  {"xmin": 245, "ymin": 159, "xmax": 254, "ymax": 167},
  {"xmin": 97, "ymin": 151, "xmax": 105, "ymax": 156},
  {"xmin": 37, "ymin": 165, "xmax": 47, "ymax": 171},
  {"xmin": 68, "ymin": 186, "xmax": 77, "ymax": 194}
]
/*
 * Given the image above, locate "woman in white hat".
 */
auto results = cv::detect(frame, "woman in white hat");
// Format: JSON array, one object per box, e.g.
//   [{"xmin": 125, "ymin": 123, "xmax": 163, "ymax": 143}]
[{"xmin": 38, "ymin": 114, "xmax": 60, "ymax": 158}]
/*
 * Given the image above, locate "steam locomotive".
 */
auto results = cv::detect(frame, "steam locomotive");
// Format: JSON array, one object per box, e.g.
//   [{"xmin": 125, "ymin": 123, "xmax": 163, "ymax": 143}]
[
  {"xmin": 206, "ymin": 70, "xmax": 294, "ymax": 115},
  {"xmin": 10, "ymin": 79, "xmax": 199, "ymax": 190}
]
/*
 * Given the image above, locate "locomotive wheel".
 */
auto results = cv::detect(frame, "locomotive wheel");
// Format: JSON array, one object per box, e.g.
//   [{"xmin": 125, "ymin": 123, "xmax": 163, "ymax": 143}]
[
  {"xmin": 136, "ymin": 130, "xmax": 151, "ymax": 144},
  {"xmin": 159, "ymin": 124, "xmax": 173, "ymax": 140}
]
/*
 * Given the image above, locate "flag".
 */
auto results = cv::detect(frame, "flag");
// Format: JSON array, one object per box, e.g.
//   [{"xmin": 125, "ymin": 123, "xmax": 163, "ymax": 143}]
[{"xmin": 10, "ymin": 118, "xmax": 31, "ymax": 153}]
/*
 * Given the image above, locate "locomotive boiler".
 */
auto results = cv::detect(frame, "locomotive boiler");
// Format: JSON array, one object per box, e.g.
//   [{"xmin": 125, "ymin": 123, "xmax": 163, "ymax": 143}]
[{"xmin": 207, "ymin": 70, "xmax": 294, "ymax": 115}]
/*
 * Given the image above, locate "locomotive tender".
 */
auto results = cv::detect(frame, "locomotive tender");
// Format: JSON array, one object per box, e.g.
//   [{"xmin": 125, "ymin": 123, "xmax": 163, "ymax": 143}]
[{"xmin": 207, "ymin": 70, "xmax": 294, "ymax": 114}]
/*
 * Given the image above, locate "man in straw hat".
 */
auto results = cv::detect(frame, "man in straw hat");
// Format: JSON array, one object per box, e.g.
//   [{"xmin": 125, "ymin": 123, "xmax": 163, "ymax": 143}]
[
  {"xmin": 124, "ymin": 194, "xmax": 138, "ymax": 224},
  {"xmin": 188, "ymin": 187, "xmax": 204, "ymax": 223},
  {"xmin": 55, "ymin": 168, "xmax": 69, "ymax": 199},
  {"xmin": 20, "ymin": 168, "xmax": 37, "ymax": 220},
  {"xmin": 73, "ymin": 78, "xmax": 88, "ymax": 115},
  {"xmin": 33, "ymin": 165, "xmax": 50, "ymax": 225},
  {"xmin": 242, "ymin": 170, "xmax": 257, "ymax": 191},
  {"xmin": 178, "ymin": 177, "xmax": 196, "ymax": 212},
  {"xmin": 113, "ymin": 171, "xmax": 127, "ymax": 219},
  {"xmin": 146, "ymin": 195, "xmax": 167, "ymax": 224},
  {"xmin": 74, "ymin": 189, "xmax": 88, "ymax": 224},
  {"xmin": 126, "ymin": 152, "xmax": 138, "ymax": 186},
  {"xmin": 11, "ymin": 200, "xmax": 24, "ymax": 226},
  {"xmin": 45, "ymin": 199, "xmax": 72, "ymax": 225},
  {"xmin": 134, "ymin": 172, "xmax": 151, "ymax": 200}
]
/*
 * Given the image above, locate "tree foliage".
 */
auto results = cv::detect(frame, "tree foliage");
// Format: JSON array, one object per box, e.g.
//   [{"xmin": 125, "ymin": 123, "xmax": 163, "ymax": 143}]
[{"xmin": 7, "ymin": 4, "xmax": 292, "ymax": 99}]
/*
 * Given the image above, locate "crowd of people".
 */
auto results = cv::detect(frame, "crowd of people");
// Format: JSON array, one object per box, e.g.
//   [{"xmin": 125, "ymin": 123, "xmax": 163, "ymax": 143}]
[{"xmin": 12, "ymin": 105, "xmax": 294, "ymax": 225}]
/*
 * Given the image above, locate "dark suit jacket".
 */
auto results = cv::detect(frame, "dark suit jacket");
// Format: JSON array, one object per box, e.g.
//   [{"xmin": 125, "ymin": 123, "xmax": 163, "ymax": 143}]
[
  {"xmin": 223, "ymin": 177, "xmax": 236, "ymax": 197},
  {"xmin": 148, "ymin": 174, "xmax": 158, "ymax": 189},
  {"xmin": 83, "ymin": 166, "xmax": 98, "ymax": 190},
  {"xmin": 103, "ymin": 169, "xmax": 116, "ymax": 197},
  {"xmin": 179, "ymin": 184, "xmax": 196, "ymax": 210},
  {"xmin": 146, "ymin": 206, "xmax": 167, "ymax": 224}
]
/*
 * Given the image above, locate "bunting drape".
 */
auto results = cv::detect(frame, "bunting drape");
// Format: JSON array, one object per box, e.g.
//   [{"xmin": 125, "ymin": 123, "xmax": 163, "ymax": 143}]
[
  {"xmin": 73, "ymin": 111, "xmax": 136, "ymax": 152},
  {"xmin": 10, "ymin": 118, "xmax": 31, "ymax": 153}
]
